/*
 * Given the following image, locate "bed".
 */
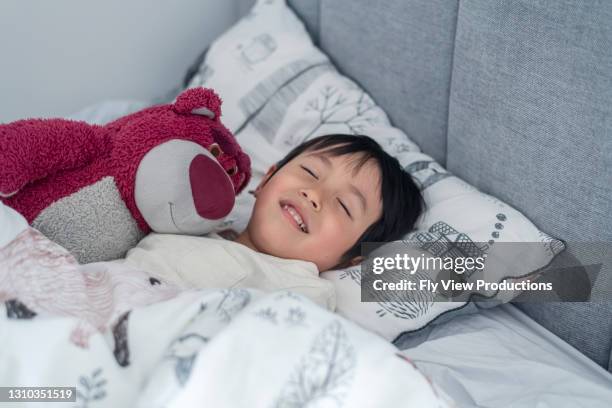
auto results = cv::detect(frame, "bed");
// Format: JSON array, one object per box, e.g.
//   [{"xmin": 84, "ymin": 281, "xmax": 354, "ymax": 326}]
[
  {"xmin": 232, "ymin": 0, "xmax": 612, "ymax": 405},
  {"xmin": 59, "ymin": 94, "xmax": 612, "ymax": 406},
  {"xmin": 396, "ymin": 303, "xmax": 612, "ymax": 407}
]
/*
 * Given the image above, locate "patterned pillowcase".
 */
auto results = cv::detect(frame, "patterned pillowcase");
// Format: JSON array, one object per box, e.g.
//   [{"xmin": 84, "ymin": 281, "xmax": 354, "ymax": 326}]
[
  {"xmin": 185, "ymin": 0, "xmax": 419, "ymax": 235},
  {"xmin": 322, "ymin": 151, "xmax": 564, "ymax": 340},
  {"xmin": 184, "ymin": 0, "xmax": 564, "ymax": 341}
]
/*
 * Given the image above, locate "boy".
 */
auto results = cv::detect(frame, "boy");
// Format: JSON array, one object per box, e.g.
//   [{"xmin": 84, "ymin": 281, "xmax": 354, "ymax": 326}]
[{"xmin": 121, "ymin": 134, "xmax": 424, "ymax": 310}]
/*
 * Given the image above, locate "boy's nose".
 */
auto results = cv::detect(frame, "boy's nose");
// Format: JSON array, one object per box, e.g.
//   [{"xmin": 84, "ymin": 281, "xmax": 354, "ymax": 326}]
[{"xmin": 300, "ymin": 190, "xmax": 320, "ymax": 211}]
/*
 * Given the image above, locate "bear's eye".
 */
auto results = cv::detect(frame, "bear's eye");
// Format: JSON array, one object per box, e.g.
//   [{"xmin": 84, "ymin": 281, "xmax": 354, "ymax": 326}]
[
  {"xmin": 209, "ymin": 143, "xmax": 222, "ymax": 158},
  {"xmin": 227, "ymin": 166, "xmax": 237, "ymax": 176}
]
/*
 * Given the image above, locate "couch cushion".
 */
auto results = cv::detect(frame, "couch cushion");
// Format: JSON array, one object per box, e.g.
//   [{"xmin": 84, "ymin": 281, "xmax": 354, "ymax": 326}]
[{"xmin": 447, "ymin": 0, "xmax": 612, "ymax": 369}]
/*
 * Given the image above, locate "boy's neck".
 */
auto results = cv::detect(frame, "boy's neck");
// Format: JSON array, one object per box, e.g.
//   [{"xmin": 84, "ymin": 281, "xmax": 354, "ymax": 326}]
[{"xmin": 234, "ymin": 229, "xmax": 257, "ymax": 252}]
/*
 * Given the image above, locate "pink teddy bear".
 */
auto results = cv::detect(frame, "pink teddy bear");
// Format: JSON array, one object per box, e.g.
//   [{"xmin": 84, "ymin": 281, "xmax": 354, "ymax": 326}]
[{"xmin": 0, "ymin": 88, "xmax": 251, "ymax": 263}]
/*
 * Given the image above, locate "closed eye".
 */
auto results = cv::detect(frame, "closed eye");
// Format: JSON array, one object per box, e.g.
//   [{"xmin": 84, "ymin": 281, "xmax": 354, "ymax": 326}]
[
  {"xmin": 337, "ymin": 198, "xmax": 352, "ymax": 219},
  {"xmin": 300, "ymin": 165, "xmax": 318, "ymax": 180}
]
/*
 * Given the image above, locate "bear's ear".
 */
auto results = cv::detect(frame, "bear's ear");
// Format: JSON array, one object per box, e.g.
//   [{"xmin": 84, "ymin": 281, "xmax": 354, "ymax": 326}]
[
  {"xmin": 191, "ymin": 107, "xmax": 215, "ymax": 119},
  {"xmin": 173, "ymin": 87, "xmax": 222, "ymax": 120}
]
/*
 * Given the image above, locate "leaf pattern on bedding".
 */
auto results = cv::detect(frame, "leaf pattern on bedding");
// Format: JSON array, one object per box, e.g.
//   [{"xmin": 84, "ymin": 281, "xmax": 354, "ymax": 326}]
[
  {"xmin": 75, "ymin": 368, "xmax": 107, "ymax": 408},
  {"xmin": 274, "ymin": 291, "xmax": 304, "ymax": 302},
  {"xmin": 284, "ymin": 307, "xmax": 306, "ymax": 327},
  {"xmin": 273, "ymin": 320, "xmax": 356, "ymax": 407},
  {"xmin": 254, "ymin": 307, "xmax": 278, "ymax": 324}
]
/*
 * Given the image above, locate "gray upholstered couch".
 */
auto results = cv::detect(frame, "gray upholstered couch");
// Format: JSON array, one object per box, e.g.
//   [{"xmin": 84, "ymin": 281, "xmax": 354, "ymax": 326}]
[{"xmin": 236, "ymin": 0, "xmax": 612, "ymax": 371}]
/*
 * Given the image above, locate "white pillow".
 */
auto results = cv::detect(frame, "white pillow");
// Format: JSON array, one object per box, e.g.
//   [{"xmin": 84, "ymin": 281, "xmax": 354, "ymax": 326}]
[
  {"xmin": 322, "ymin": 151, "xmax": 564, "ymax": 340},
  {"xmin": 185, "ymin": 0, "xmax": 564, "ymax": 341},
  {"xmin": 187, "ymin": 0, "xmax": 328, "ymax": 134},
  {"xmin": 0, "ymin": 202, "xmax": 28, "ymax": 248}
]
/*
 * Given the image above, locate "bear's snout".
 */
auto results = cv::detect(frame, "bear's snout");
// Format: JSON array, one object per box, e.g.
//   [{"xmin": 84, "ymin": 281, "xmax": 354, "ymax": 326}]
[{"xmin": 189, "ymin": 154, "xmax": 235, "ymax": 220}]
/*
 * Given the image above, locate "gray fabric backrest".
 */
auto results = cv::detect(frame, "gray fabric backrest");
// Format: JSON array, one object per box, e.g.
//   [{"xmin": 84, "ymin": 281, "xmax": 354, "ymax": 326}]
[
  {"xmin": 314, "ymin": 0, "xmax": 458, "ymax": 165},
  {"xmin": 446, "ymin": 0, "xmax": 612, "ymax": 369},
  {"xmin": 447, "ymin": 0, "xmax": 612, "ymax": 249}
]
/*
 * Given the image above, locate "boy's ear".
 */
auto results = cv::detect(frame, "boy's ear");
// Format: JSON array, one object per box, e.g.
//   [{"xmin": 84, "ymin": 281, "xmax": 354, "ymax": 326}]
[
  {"xmin": 347, "ymin": 256, "xmax": 365, "ymax": 267},
  {"xmin": 264, "ymin": 164, "xmax": 277, "ymax": 179},
  {"xmin": 332, "ymin": 255, "xmax": 365, "ymax": 271},
  {"xmin": 254, "ymin": 164, "xmax": 277, "ymax": 195}
]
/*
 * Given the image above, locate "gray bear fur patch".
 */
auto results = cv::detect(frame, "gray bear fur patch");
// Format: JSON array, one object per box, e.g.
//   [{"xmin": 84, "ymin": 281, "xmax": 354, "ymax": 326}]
[{"xmin": 33, "ymin": 177, "xmax": 145, "ymax": 263}]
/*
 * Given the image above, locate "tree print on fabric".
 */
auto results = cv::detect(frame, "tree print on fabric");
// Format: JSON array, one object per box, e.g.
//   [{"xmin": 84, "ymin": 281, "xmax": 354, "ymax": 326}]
[
  {"xmin": 372, "ymin": 268, "xmax": 435, "ymax": 320},
  {"xmin": 274, "ymin": 320, "xmax": 356, "ymax": 407},
  {"xmin": 216, "ymin": 289, "xmax": 251, "ymax": 322},
  {"xmin": 287, "ymin": 86, "xmax": 382, "ymax": 146},
  {"xmin": 165, "ymin": 333, "xmax": 209, "ymax": 386}
]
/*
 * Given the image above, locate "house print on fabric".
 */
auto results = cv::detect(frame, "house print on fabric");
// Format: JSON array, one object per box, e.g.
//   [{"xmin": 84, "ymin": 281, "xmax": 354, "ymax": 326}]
[
  {"xmin": 404, "ymin": 160, "xmax": 452, "ymax": 190},
  {"xmin": 411, "ymin": 221, "xmax": 488, "ymax": 275},
  {"xmin": 237, "ymin": 33, "xmax": 277, "ymax": 70}
]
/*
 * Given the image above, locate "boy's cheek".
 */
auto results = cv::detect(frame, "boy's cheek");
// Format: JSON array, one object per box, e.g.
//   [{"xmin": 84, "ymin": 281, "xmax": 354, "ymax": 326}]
[{"xmin": 320, "ymin": 215, "xmax": 348, "ymax": 237}]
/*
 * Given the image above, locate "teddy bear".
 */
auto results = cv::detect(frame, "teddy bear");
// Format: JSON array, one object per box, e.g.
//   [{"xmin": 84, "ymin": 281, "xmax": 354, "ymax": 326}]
[{"xmin": 0, "ymin": 88, "xmax": 251, "ymax": 263}]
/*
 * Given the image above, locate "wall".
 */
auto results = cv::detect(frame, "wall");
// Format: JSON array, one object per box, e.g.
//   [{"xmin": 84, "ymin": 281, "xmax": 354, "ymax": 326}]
[{"xmin": 0, "ymin": 0, "xmax": 239, "ymax": 122}]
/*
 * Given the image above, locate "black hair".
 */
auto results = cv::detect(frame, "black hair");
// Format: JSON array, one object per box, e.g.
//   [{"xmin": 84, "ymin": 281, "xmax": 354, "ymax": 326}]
[{"xmin": 269, "ymin": 134, "xmax": 425, "ymax": 269}]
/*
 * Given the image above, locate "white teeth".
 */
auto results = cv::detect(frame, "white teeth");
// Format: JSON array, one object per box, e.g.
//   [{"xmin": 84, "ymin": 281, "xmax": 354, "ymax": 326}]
[{"xmin": 283, "ymin": 204, "xmax": 307, "ymax": 232}]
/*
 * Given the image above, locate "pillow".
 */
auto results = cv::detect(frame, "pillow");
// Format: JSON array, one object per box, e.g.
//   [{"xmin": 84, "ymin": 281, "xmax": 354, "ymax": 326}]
[
  {"xmin": 184, "ymin": 0, "xmax": 564, "ymax": 341},
  {"xmin": 185, "ymin": 0, "xmax": 419, "ymax": 233},
  {"xmin": 0, "ymin": 202, "xmax": 28, "ymax": 249},
  {"xmin": 324, "ymin": 153, "xmax": 565, "ymax": 340}
]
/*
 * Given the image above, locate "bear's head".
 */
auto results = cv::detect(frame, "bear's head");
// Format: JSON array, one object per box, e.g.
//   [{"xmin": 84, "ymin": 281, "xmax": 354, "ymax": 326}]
[{"xmin": 109, "ymin": 88, "xmax": 251, "ymax": 235}]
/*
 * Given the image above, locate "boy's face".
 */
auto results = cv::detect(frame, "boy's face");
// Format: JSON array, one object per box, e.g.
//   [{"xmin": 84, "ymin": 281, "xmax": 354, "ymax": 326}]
[{"xmin": 244, "ymin": 149, "xmax": 382, "ymax": 272}]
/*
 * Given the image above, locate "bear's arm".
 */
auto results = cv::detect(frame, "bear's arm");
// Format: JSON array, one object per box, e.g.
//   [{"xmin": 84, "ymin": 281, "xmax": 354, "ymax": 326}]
[{"xmin": 0, "ymin": 118, "xmax": 110, "ymax": 197}]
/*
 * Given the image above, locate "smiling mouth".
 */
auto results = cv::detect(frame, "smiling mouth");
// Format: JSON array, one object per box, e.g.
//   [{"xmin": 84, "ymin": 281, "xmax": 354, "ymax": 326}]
[{"xmin": 280, "ymin": 202, "xmax": 309, "ymax": 233}]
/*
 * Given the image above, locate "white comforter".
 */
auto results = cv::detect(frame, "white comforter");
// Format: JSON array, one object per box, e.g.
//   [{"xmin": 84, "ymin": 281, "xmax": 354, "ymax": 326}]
[
  {"xmin": 1, "ymin": 287, "xmax": 454, "ymax": 407},
  {"xmin": 0, "ymin": 202, "xmax": 452, "ymax": 407}
]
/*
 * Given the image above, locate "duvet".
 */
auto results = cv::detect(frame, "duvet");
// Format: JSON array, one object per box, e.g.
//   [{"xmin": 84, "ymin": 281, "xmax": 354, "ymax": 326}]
[{"xmin": 0, "ymin": 205, "xmax": 453, "ymax": 407}]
